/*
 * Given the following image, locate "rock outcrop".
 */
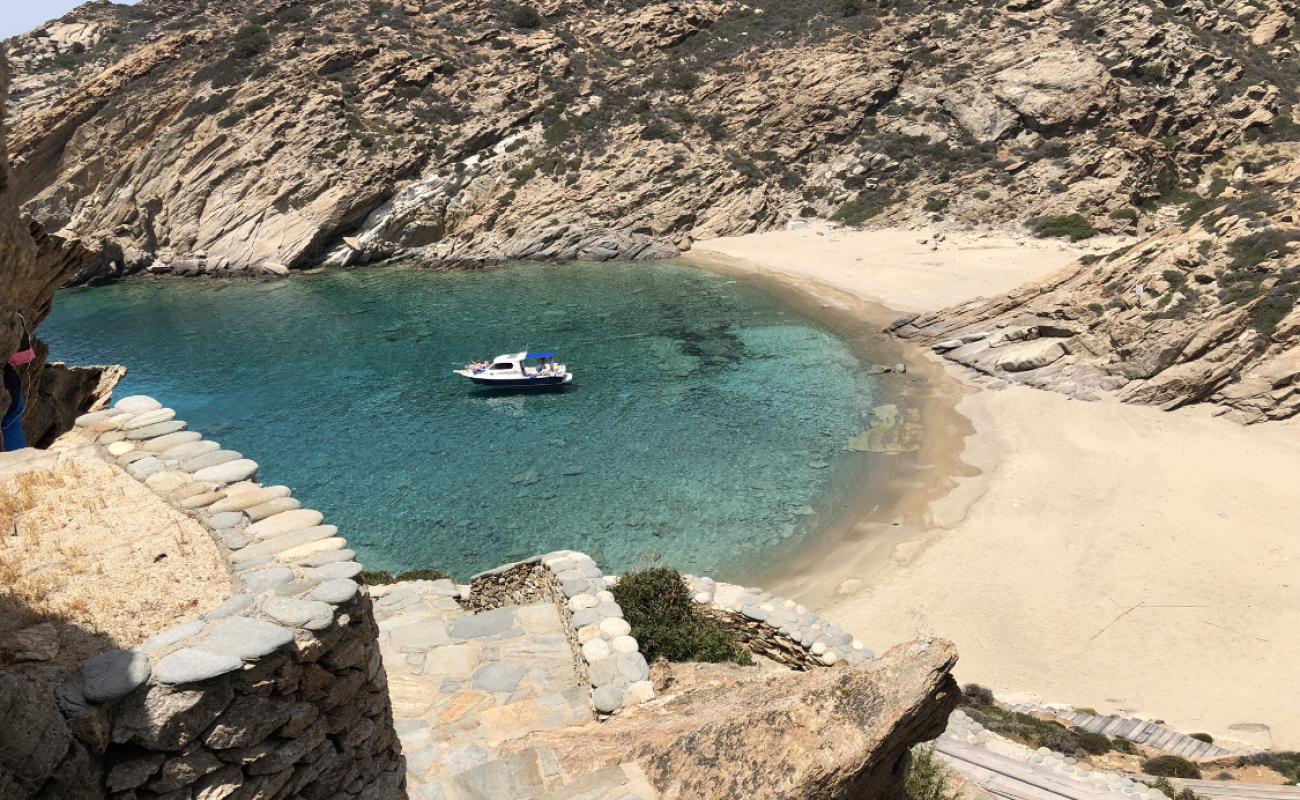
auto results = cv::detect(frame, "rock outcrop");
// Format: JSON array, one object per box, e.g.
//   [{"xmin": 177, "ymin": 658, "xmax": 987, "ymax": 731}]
[
  {"xmin": 514, "ymin": 638, "xmax": 960, "ymax": 800},
  {"xmin": 0, "ymin": 55, "xmax": 123, "ymax": 442},
  {"xmin": 895, "ymin": 144, "xmax": 1300, "ymax": 422},
  {"xmin": 3, "ymin": 0, "xmax": 1295, "ymax": 282}
]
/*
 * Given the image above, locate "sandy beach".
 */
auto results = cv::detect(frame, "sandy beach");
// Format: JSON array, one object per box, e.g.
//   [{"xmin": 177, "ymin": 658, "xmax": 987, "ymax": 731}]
[{"xmin": 685, "ymin": 224, "xmax": 1300, "ymax": 750}]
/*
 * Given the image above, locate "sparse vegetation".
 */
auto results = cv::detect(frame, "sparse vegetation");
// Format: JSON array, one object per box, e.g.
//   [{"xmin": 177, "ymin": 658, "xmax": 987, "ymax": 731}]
[
  {"xmin": 1236, "ymin": 751, "xmax": 1300, "ymax": 784},
  {"xmin": 360, "ymin": 568, "xmax": 453, "ymax": 585},
  {"xmin": 507, "ymin": 3, "xmax": 543, "ymax": 29},
  {"xmin": 906, "ymin": 745, "xmax": 960, "ymax": 800},
  {"xmin": 958, "ymin": 692, "xmax": 1123, "ymax": 758},
  {"xmin": 611, "ymin": 567, "xmax": 752, "ymax": 665},
  {"xmin": 832, "ymin": 189, "xmax": 895, "ymax": 227},
  {"xmin": 1142, "ymin": 755, "xmax": 1202, "ymax": 779},
  {"xmin": 1030, "ymin": 214, "xmax": 1097, "ymax": 242}
]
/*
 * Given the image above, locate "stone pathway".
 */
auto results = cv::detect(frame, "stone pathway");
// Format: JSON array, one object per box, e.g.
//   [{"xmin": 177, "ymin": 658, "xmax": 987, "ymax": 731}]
[
  {"xmin": 1007, "ymin": 704, "xmax": 1248, "ymax": 761},
  {"xmin": 938, "ymin": 711, "xmax": 1300, "ymax": 800},
  {"xmin": 371, "ymin": 580, "xmax": 656, "ymax": 799}
]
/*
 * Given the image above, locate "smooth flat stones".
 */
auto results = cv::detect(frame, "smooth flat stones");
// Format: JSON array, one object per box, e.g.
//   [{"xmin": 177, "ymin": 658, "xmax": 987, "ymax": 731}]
[
  {"xmin": 245, "ymin": 497, "xmax": 301, "ymax": 522},
  {"xmin": 242, "ymin": 567, "xmax": 295, "ymax": 593},
  {"xmin": 106, "ymin": 441, "xmax": 136, "ymax": 457},
  {"xmin": 140, "ymin": 620, "xmax": 207, "ymax": 654},
  {"xmin": 292, "ymin": 548, "xmax": 356, "ymax": 567},
  {"xmin": 127, "ymin": 457, "xmax": 163, "ymax": 480},
  {"xmin": 260, "ymin": 597, "xmax": 334, "ymax": 630},
  {"xmin": 179, "ymin": 491, "xmax": 226, "ymax": 510},
  {"xmin": 247, "ymin": 509, "xmax": 324, "ymax": 539},
  {"xmin": 207, "ymin": 511, "xmax": 246, "ymax": 530},
  {"xmin": 277, "ymin": 537, "xmax": 346, "ymax": 561},
  {"xmin": 82, "ymin": 650, "xmax": 151, "ymax": 702},
  {"xmin": 473, "ymin": 663, "xmax": 526, "ymax": 694},
  {"xmin": 121, "ymin": 408, "xmax": 176, "ymax": 430},
  {"xmin": 308, "ymin": 578, "xmax": 358, "ymax": 604},
  {"xmin": 592, "ymin": 685, "xmax": 623, "ymax": 714},
  {"xmin": 307, "ymin": 561, "xmax": 363, "ymax": 581},
  {"xmin": 144, "ymin": 471, "xmax": 192, "ymax": 495},
  {"xmin": 141, "ymin": 430, "xmax": 202, "ymax": 453},
  {"xmin": 155, "ymin": 648, "xmax": 243, "ymax": 684},
  {"xmin": 196, "ymin": 617, "xmax": 293, "ymax": 661},
  {"xmin": 191, "ymin": 459, "xmax": 258, "ymax": 484},
  {"xmin": 203, "ymin": 595, "xmax": 255, "ymax": 620},
  {"xmin": 180, "ymin": 450, "xmax": 243, "ymax": 473},
  {"xmin": 125, "ymin": 420, "xmax": 187, "ymax": 440},
  {"xmin": 230, "ymin": 526, "xmax": 337, "ymax": 563},
  {"xmin": 115, "ymin": 395, "xmax": 162, "ymax": 413},
  {"xmin": 161, "ymin": 440, "xmax": 220, "ymax": 462},
  {"xmin": 209, "ymin": 486, "xmax": 290, "ymax": 514}
]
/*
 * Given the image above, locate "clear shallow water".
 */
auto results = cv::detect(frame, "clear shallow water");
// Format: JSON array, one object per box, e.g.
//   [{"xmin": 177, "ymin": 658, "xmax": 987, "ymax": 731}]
[{"xmin": 43, "ymin": 261, "xmax": 880, "ymax": 580}]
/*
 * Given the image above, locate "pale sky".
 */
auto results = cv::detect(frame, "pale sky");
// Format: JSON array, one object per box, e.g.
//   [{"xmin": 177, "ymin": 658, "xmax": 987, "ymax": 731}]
[{"xmin": 1, "ymin": 0, "xmax": 139, "ymax": 41}]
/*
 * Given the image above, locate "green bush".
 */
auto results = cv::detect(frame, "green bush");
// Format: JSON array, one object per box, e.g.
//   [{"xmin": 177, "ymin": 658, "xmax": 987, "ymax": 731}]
[
  {"xmin": 1190, "ymin": 733, "xmax": 1213, "ymax": 744},
  {"xmin": 906, "ymin": 745, "xmax": 959, "ymax": 800},
  {"xmin": 962, "ymin": 683, "xmax": 994, "ymax": 706},
  {"xmin": 1149, "ymin": 777, "xmax": 1199, "ymax": 800},
  {"xmin": 1077, "ymin": 732, "xmax": 1112, "ymax": 755},
  {"xmin": 973, "ymin": 189, "xmax": 991, "ymax": 200},
  {"xmin": 1030, "ymin": 214, "xmax": 1097, "ymax": 242},
  {"xmin": 1143, "ymin": 755, "xmax": 1202, "ymax": 779},
  {"xmin": 507, "ymin": 4, "xmax": 542, "ymax": 29},
  {"xmin": 832, "ymin": 189, "xmax": 894, "ymax": 227},
  {"xmin": 1109, "ymin": 208, "xmax": 1138, "ymax": 222},
  {"xmin": 611, "ymin": 567, "xmax": 752, "ymax": 665},
  {"xmin": 1111, "ymin": 737, "xmax": 1138, "ymax": 754},
  {"xmin": 360, "ymin": 568, "xmax": 452, "ymax": 585},
  {"xmin": 923, "ymin": 195, "xmax": 949, "ymax": 213},
  {"xmin": 1236, "ymin": 751, "xmax": 1300, "ymax": 784}
]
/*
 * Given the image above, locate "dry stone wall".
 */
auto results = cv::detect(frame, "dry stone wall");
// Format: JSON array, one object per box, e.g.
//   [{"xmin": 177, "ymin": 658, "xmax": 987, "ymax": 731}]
[
  {"xmin": 684, "ymin": 575, "xmax": 875, "ymax": 669},
  {"xmin": 60, "ymin": 395, "xmax": 403, "ymax": 800},
  {"xmin": 464, "ymin": 551, "xmax": 655, "ymax": 717}
]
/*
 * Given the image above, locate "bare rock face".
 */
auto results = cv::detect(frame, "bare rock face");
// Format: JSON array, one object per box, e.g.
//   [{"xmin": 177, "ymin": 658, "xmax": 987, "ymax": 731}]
[
  {"xmin": 515, "ymin": 639, "xmax": 960, "ymax": 800},
  {"xmin": 0, "ymin": 55, "xmax": 123, "ymax": 439},
  {"xmin": 895, "ymin": 144, "xmax": 1300, "ymax": 422},
  {"xmin": 3, "ymin": 0, "xmax": 1296, "ymax": 284}
]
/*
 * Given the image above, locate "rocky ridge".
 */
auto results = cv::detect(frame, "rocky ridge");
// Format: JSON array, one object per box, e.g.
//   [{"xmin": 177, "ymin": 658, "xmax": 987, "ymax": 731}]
[
  {"xmin": 895, "ymin": 145, "xmax": 1300, "ymax": 422},
  {"xmin": 3, "ymin": 0, "xmax": 1295, "ymax": 283}
]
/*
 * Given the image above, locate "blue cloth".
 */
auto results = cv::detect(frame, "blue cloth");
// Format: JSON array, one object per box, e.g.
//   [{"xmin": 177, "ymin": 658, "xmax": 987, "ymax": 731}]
[{"xmin": 2, "ymin": 363, "xmax": 26, "ymax": 451}]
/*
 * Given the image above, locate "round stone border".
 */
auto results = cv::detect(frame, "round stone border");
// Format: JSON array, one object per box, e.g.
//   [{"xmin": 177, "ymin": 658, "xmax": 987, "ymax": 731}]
[
  {"xmin": 72, "ymin": 395, "xmax": 365, "ymax": 699},
  {"xmin": 681, "ymin": 575, "xmax": 875, "ymax": 668}
]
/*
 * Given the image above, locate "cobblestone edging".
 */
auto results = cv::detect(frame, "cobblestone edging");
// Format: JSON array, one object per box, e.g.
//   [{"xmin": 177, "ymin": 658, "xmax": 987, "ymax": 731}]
[
  {"xmin": 466, "ymin": 551, "xmax": 655, "ymax": 716},
  {"xmin": 70, "ymin": 395, "xmax": 403, "ymax": 800},
  {"xmin": 684, "ymin": 575, "xmax": 875, "ymax": 669}
]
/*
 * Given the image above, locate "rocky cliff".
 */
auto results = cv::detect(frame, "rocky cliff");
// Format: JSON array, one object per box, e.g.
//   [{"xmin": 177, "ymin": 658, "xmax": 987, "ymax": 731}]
[
  {"xmin": 0, "ymin": 55, "xmax": 121, "ymax": 440},
  {"xmin": 4, "ymin": 0, "xmax": 1295, "ymax": 281},
  {"xmin": 894, "ymin": 144, "xmax": 1299, "ymax": 422}
]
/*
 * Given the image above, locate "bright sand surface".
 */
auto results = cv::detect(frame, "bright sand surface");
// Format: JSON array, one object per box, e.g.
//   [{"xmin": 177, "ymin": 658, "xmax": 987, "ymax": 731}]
[{"xmin": 685, "ymin": 224, "xmax": 1300, "ymax": 750}]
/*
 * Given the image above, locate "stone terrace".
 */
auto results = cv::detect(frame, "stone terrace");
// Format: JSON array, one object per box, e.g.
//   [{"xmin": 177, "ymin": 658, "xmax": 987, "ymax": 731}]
[{"xmin": 55, "ymin": 393, "xmax": 883, "ymax": 800}]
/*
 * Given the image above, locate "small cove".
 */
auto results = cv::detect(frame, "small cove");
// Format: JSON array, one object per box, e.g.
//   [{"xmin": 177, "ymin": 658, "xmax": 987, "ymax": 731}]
[{"xmin": 42, "ymin": 260, "xmax": 908, "ymax": 581}]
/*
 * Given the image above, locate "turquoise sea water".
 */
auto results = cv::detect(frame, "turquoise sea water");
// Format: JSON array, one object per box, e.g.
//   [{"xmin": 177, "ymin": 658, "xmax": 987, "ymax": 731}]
[{"xmin": 42, "ymin": 261, "xmax": 880, "ymax": 580}]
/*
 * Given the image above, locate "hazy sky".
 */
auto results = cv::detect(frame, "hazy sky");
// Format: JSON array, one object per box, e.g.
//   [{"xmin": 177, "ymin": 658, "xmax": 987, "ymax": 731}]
[{"xmin": 2, "ymin": 0, "xmax": 139, "ymax": 41}]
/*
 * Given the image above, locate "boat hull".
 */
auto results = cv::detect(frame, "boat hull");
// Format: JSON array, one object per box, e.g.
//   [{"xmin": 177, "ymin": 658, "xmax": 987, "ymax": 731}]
[{"xmin": 465, "ymin": 374, "xmax": 572, "ymax": 388}]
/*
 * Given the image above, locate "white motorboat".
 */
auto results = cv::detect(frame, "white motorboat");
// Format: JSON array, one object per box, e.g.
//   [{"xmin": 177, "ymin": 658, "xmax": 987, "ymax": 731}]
[{"xmin": 454, "ymin": 351, "xmax": 573, "ymax": 388}]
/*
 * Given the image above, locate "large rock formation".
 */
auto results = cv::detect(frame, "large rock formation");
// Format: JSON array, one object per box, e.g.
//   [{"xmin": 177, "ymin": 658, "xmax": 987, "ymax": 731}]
[
  {"xmin": 895, "ymin": 144, "xmax": 1300, "ymax": 422},
  {"xmin": 515, "ymin": 639, "xmax": 960, "ymax": 799},
  {"xmin": 3, "ymin": 0, "xmax": 1294, "ymax": 281},
  {"xmin": 0, "ymin": 56, "xmax": 120, "ymax": 441}
]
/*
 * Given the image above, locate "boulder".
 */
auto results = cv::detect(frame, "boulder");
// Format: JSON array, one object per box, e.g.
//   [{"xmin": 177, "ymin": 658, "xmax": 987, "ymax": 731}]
[{"xmin": 512, "ymin": 639, "xmax": 959, "ymax": 799}]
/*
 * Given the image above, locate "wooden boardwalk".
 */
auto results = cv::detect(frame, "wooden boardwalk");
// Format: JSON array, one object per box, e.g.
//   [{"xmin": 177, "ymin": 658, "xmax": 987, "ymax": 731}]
[{"xmin": 1008, "ymin": 704, "xmax": 1246, "ymax": 761}]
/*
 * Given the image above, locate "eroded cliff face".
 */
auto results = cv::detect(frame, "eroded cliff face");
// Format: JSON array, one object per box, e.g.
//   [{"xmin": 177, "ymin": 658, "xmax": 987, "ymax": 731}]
[
  {"xmin": 895, "ymin": 145, "xmax": 1299, "ymax": 423},
  {"xmin": 0, "ymin": 56, "xmax": 121, "ymax": 438},
  {"xmin": 4, "ymin": 0, "xmax": 1295, "ymax": 280}
]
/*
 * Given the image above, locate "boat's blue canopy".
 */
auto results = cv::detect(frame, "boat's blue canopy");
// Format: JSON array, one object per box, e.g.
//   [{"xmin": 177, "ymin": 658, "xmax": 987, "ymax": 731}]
[{"xmin": 526, "ymin": 352, "xmax": 556, "ymax": 359}]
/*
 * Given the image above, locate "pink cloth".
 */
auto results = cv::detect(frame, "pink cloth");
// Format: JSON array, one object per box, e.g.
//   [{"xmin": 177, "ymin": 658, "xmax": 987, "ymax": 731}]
[{"xmin": 7, "ymin": 348, "xmax": 34, "ymax": 367}]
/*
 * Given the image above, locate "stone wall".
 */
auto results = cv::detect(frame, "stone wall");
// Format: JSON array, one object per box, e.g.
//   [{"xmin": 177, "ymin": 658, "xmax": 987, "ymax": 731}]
[
  {"xmin": 53, "ymin": 394, "xmax": 403, "ymax": 800},
  {"xmin": 684, "ymin": 575, "xmax": 875, "ymax": 669},
  {"xmin": 465, "ymin": 552, "xmax": 656, "ymax": 718}
]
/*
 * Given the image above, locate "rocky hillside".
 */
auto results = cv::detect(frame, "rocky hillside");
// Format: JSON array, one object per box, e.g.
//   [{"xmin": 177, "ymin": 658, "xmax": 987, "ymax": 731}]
[
  {"xmin": 894, "ymin": 145, "xmax": 1300, "ymax": 423},
  {"xmin": 3, "ymin": 0, "xmax": 1295, "ymax": 283}
]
